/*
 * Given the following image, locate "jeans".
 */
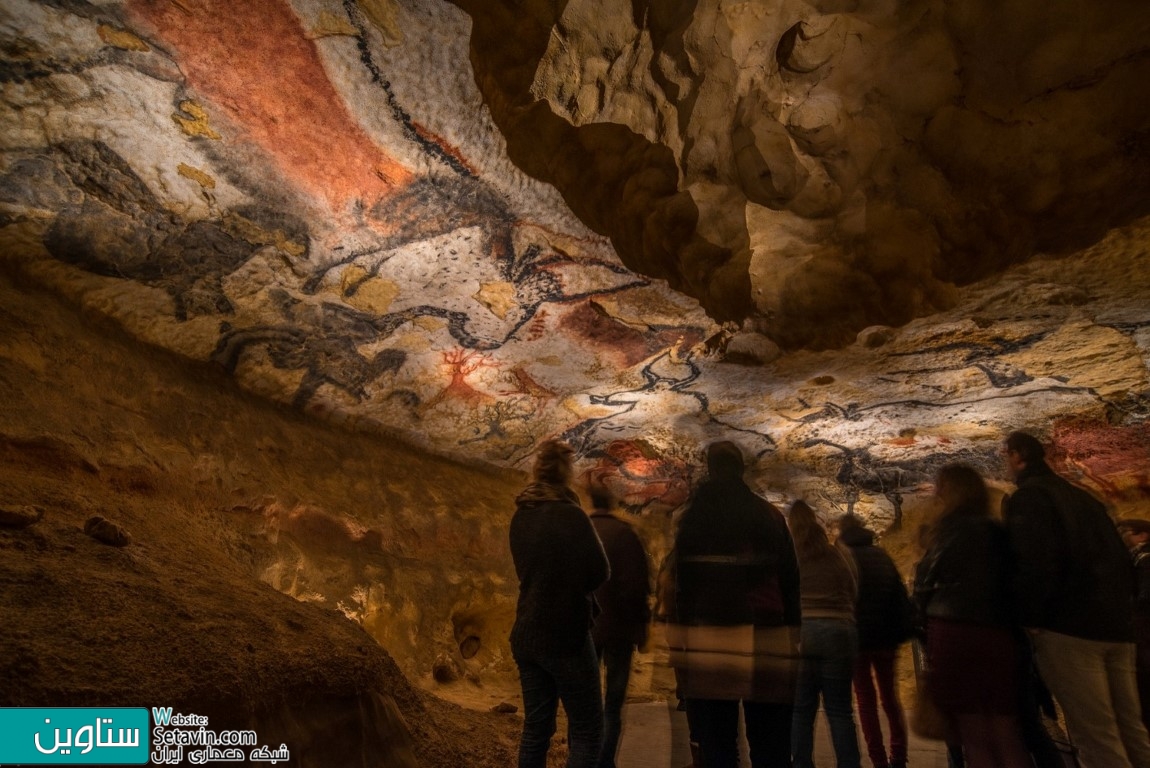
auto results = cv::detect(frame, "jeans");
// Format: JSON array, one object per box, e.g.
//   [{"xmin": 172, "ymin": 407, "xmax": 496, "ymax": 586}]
[
  {"xmin": 688, "ymin": 698, "xmax": 793, "ymax": 768},
  {"xmin": 596, "ymin": 642, "xmax": 633, "ymax": 768},
  {"xmin": 793, "ymin": 619, "xmax": 861, "ymax": 768},
  {"xmin": 514, "ymin": 634, "xmax": 603, "ymax": 768},
  {"xmin": 852, "ymin": 647, "xmax": 907, "ymax": 766},
  {"xmin": 1031, "ymin": 630, "xmax": 1150, "ymax": 768}
]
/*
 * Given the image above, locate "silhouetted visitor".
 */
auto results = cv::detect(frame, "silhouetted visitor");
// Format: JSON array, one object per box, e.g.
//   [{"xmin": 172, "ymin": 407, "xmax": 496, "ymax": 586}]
[
  {"xmin": 914, "ymin": 463, "xmax": 1031, "ymax": 768},
  {"xmin": 789, "ymin": 500, "xmax": 861, "ymax": 768},
  {"xmin": 1118, "ymin": 518, "xmax": 1150, "ymax": 736},
  {"xmin": 667, "ymin": 441, "xmax": 801, "ymax": 768},
  {"xmin": 838, "ymin": 513, "xmax": 913, "ymax": 768},
  {"xmin": 509, "ymin": 440, "xmax": 610, "ymax": 768},
  {"xmin": 588, "ymin": 482, "xmax": 652, "ymax": 768},
  {"xmin": 1002, "ymin": 431, "xmax": 1150, "ymax": 768}
]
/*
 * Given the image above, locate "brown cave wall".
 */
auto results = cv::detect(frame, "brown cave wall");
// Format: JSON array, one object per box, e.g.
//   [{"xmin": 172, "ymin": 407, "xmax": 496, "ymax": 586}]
[{"xmin": 0, "ymin": 258, "xmax": 527, "ymax": 691}]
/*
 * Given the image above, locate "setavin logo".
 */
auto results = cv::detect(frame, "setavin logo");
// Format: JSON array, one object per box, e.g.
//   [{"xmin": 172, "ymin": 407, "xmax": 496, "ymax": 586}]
[{"xmin": 0, "ymin": 708, "xmax": 149, "ymax": 764}]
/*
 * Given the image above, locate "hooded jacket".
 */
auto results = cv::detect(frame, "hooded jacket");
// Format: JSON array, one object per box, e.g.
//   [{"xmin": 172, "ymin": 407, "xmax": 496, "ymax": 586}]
[{"xmin": 839, "ymin": 525, "xmax": 913, "ymax": 650}]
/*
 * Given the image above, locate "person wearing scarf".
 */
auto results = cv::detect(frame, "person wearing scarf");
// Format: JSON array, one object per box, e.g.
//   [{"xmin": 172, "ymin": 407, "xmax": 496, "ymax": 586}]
[{"xmin": 510, "ymin": 440, "xmax": 610, "ymax": 768}]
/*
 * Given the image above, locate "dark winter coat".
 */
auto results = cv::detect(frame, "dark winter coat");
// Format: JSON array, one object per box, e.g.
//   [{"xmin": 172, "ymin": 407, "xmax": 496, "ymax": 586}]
[
  {"xmin": 914, "ymin": 509, "xmax": 1015, "ymax": 628},
  {"xmin": 839, "ymin": 525, "xmax": 913, "ymax": 650},
  {"xmin": 509, "ymin": 491, "xmax": 610, "ymax": 656},
  {"xmin": 672, "ymin": 476, "xmax": 800, "ymax": 629},
  {"xmin": 590, "ymin": 511, "xmax": 652, "ymax": 649},
  {"xmin": 1003, "ymin": 462, "xmax": 1134, "ymax": 642}
]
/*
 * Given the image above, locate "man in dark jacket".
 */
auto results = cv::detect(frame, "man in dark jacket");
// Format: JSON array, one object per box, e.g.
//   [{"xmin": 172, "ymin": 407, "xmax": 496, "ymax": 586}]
[
  {"xmin": 838, "ymin": 514, "xmax": 911, "ymax": 768},
  {"xmin": 510, "ymin": 440, "xmax": 610, "ymax": 768},
  {"xmin": 670, "ymin": 441, "xmax": 801, "ymax": 768},
  {"xmin": 1002, "ymin": 431, "xmax": 1150, "ymax": 768},
  {"xmin": 589, "ymin": 482, "xmax": 652, "ymax": 768}
]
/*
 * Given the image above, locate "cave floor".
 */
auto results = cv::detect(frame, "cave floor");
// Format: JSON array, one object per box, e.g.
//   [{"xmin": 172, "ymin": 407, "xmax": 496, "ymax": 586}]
[
  {"xmin": 434, "ymin": 651, "xmax": 953, "ymax": 767},
  {"xmin": 616, "ymin": 700, "xmax": 952, "ymax": 768}
]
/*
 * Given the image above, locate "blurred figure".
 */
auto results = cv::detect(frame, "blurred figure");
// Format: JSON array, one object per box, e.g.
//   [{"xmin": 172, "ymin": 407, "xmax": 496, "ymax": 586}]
[
  {"xmin": 838, "ymin": 513, "xmax": 912, "ymax": 768},
  {"xmin": 1002, "ymin": 431, "xmax": 1150, "ymax": 768},
  {"xmin": 914, "ymin": 464, "xmax": 1031, "ymax": 768},
  {"xmin": 510, "ymin": 440, "xmax": 610, "ymax": 768},
  {"xmin": 1116, "ymin": 518, "xmax": 1150, "ymax": 735},
  {"xmin": 588, "ymin": 482, "xmax": 652, "ymax": 768},
  {"xmin": 789, "ymin": 500, "xmax": 861, "ymax": 768},
  {"xmin": 669, "ymin": 441, "xmax": 801, "ymax": 768}
]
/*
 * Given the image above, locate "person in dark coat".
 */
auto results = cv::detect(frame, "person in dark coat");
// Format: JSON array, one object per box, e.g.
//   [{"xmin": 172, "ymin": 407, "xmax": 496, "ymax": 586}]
[
  {"xmin": 1002, "ymin": 431, "xmax": 1150, "ymax": 768},
  {"xmin": 838, "ymin": 514, "xmax": 912, "ymax": 768},
  {"xmin": 669, "ymin": 440, "xmax": 801, "ymax": 768},
  {"xmin": 914, "ymin": 463, "xmax": 1031, "ymax": 768},
  {"xmin": 1116, "ymin": 517, "xmax": 1150, "ymax": 736},
  {"xmin": 588, "ymin": 482, "xmax": 652, "ymax": 768},
  {"xmin": 510, "ymin": 440, "xmax": 610, "ymax": 768}
]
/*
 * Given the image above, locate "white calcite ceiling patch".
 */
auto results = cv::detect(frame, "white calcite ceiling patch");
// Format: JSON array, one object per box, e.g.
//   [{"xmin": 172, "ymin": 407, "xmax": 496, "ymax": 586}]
[{"xmin": 0, "ymin": 0, "xmax": 1147, "ymax": 526}]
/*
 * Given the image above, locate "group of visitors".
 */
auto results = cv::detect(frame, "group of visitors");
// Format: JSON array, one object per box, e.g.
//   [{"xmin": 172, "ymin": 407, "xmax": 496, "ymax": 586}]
[{"xmin": 506, "ymin": 432, "xmax": 1150, "ymax": 768}]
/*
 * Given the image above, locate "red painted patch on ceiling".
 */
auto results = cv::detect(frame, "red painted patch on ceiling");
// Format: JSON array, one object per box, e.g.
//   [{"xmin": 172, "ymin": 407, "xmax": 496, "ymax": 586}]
[
  {"xmin": 128, "ymin": 0, "xmax": 413, "ymax": 212},
  {"xmin": 586, "ymin": 441, "xmax": 692, "ymax": 512},
  {"xmin": 1049, "ymin": 420, "xmax": 1150, "ymax": 499},
  {"xmin": 559, "ymin": 301, "xmax": 702, "ymax": 368}
]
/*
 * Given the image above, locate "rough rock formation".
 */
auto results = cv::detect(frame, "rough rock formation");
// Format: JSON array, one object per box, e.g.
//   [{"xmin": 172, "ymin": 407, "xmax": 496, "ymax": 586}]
[{"xmin": 483, "ymin": 0, "xmax": 1150, "ymax": 347}]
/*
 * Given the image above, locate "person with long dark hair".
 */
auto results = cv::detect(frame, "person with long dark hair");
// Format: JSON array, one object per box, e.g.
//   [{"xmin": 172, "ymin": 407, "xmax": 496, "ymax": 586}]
[
  {"xmin": 914, "ymin": 464, "xmax": 1030, "ymax": 768},
  {"xmin": 510, "ymin": 440, "xmax": 610, "ymax": 768},
  {"xmin": 789, "ymin": 500, "xmax": 861, "ymax": 768}
]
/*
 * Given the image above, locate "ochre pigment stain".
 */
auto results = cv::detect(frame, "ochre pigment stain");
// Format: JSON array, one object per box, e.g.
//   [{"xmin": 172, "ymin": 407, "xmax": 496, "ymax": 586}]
[{"xmin": 128, "ymin": 0, "xmax": 413, "ymax": 212}]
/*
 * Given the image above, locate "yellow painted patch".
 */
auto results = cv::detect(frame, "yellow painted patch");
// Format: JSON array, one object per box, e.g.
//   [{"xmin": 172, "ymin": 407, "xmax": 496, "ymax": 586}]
[
  {"xmin": 310, "ymin": 11, "xmax": 358, "ymax": 38},
  {"xmin": 224, "ymin": 213, "xmax": 306, "ymax": 258},
  {"xmin": 97, "ymin": 24, "xmax": 150, "ymax": 52},
  {"xmin": 177, "ymin": 163, "xmax": 216, "ymax": 189},
  {"xmin": 560, "ymin": 395, "xmax": 616, "ymax": 420},
  {"xmin": 414, "ymin": 316, "xmax": 445, "ymax": 333},
  {"xmin": 473, "ymin": 281, "xmax": 516, "ymax": 320},
  {"xmin": 342, "ymin": 267, "xmax": 400, "ymax": 314},
  {"xmin": 172, "ymin": 100, "xmax": 221, "ymax": 140},
  {"xmin": 358, "ymin": 0, "xmax": 403, "ymax": 47}
]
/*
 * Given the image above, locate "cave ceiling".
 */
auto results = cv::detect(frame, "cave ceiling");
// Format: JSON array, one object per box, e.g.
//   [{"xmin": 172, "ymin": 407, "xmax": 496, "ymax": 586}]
[{"xmin": 0, "ymin": 0, "xmax": 1148, "ymax": 519}]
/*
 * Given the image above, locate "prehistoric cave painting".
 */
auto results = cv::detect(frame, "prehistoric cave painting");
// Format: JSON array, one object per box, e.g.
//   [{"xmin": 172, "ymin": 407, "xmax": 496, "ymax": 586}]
[
  {"xmin": 458, "ymin": 399, "xmax": 539, "ymax": 450},
  {"xmin": 558, "ymin": 300, "xmax": 703, "ymax": 368},
  {"xmin": 212, "ymin": 299, "xmax": 409, "ymax": 410},
  {"xmin": 20, "ymin": 140, "xmax": 307, "ymax": 320},
  {"xmin": 420, "ymin": 349, "xmax": 499, "ymax": 413},
  {"xmin": 305, "ymin": 174, "xmax": 518, "ymax": 294},
  {"xmin": 555, "ymin": 347, "xmax": 777, "ymax": 475},
  {"xmin": 126, "ymin": 0, "xmax": 413, "ymax": 211},
  {"xmin": 338, "ymin": 0, "xmax": 473, "ymax": 179},
  {"xmin": 886, "ymin": 332, "xmax": 1053, "ymax": 385},
  {"xmin": 1049, "ymin": 421, "xmax": 1150, "ymax": 501},
  {"xmin": 799, "ymin": 436, "xmax": 995, "ymax": 512},
  {"xmin": 584, "ymin": 440, "xmax": 695, "ymax": 514}
]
